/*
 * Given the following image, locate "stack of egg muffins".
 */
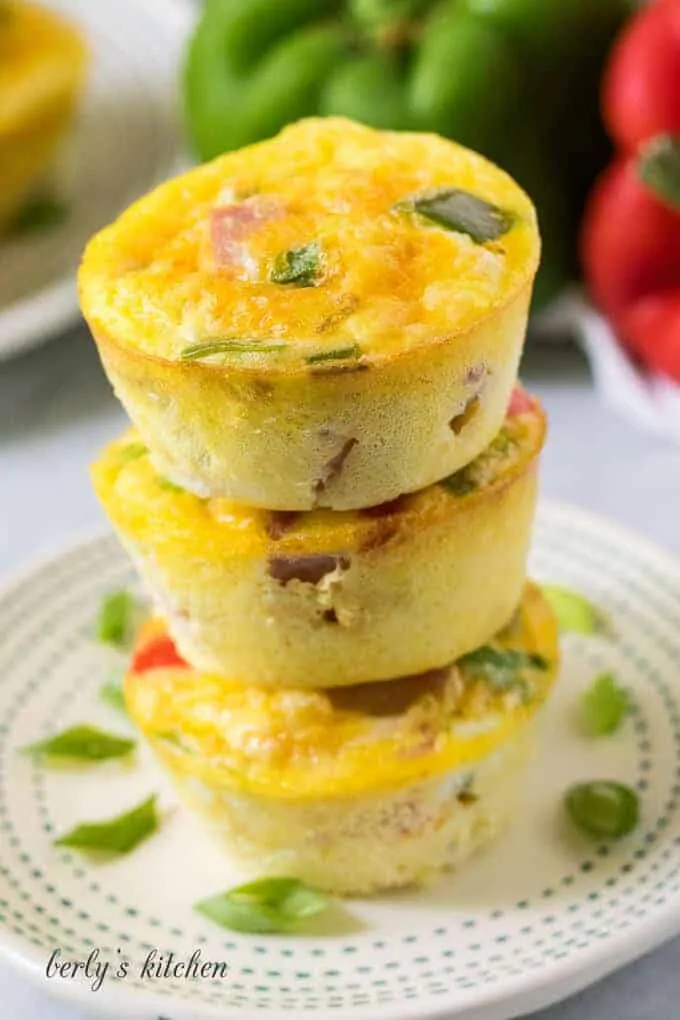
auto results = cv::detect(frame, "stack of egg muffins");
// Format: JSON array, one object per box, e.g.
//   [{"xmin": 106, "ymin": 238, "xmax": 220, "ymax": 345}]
[{"xmin": 80, "ymin": 118, "xmax": 559, "ymax": 895}]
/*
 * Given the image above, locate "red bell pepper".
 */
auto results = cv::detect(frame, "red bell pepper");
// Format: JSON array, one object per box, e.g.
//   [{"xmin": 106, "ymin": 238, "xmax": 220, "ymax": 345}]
[
  {"xmin": 582, "ymin": 0, "xmax": 680, "ymax": 382},
  {"xmin": 131, "ymin": 631, "xmax": 187, "ymax": 674},
  {"xmin": 582, "ymin": 136, "xmax": 680, "ymax": 380},
  {"xmin": 603, "ymin": 0, "xmax": 680, "ymax": 153}
]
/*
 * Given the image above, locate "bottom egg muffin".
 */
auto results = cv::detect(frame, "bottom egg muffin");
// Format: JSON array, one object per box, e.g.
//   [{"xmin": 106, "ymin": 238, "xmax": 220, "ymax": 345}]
[{"xmin": 125, "ymin": 583, "xmax": 559, "ymax": 895}]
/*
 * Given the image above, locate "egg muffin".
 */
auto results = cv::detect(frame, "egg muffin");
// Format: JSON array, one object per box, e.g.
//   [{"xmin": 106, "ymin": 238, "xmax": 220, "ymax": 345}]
[
  {"xmin": 0, "ymin": 1, "xmax": 86, "ymax": 230},
  {"xmin": 125, "ymin": 582, "xmax": 559, "ymax": 895},
  {"xmin": 80, "ymin": 117, "xmax": 540, "ymax": 510},
  {"xmin": 93, "ymin": 388, "xmax": 545, "ymax": 688}
]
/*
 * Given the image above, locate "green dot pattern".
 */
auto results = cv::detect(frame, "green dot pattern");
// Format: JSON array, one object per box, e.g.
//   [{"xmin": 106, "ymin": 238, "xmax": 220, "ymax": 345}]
[{"xmin": 1, "ymin": 507, "xmax": 680, "ymax": 1015}]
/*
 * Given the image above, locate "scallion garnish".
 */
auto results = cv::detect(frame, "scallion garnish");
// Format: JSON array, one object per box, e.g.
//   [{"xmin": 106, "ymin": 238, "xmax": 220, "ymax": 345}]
[
  {"xmin": 100, "ymin": 677, "xmax": 128, "ymax": 715},
  {"xmin": 440, "ymin": 469, "xmax": 477, "ymax": 495},
  {"xmin": 96, "ymin": 591, "xmax": 138, "ymax": 649},
  {"xmin": 565, "ymin": 781, "xmax": 639, "ymax": 840},
  {"xmin": 270, "ymin": 242, "xmax": 321, "ymax": 287},
  {"xmin": 196, "ymin": 877, "xmax": 329, "ymax": 934},
  {"xmin": 305, "ymin": 344, "xmax": 361, "ymax": 365},
  {"xmin": 581, "ymin": 673, "xmax": 629, "ymax": 737},
  {"xmin": 406, "ymin": 188, "xmax": 514, "ymax": 244},
  {"xmin": 118, "ymin": 442, "xmax": 148, "ymax": 463},
  {"xmin": 459, "ymin": 646, "xmax": 547, "ymax": 692},
  {"xmin": 179, "ymin": 340, "xmax": 284, "ymax": 362},
  {"xmin": 541, "ymin": 585, "xmax": 607, "ymax": 635},
  {"xmin": 54, "ymin": 795, "xmax": 159, "ymax": 855},
  {"xmin": 157, "ymin": 477, "xmax": 186, "ymax": 494},
  {"xmin": 22, "ymin": 725, "xmax": 134, "ymax": 762}
]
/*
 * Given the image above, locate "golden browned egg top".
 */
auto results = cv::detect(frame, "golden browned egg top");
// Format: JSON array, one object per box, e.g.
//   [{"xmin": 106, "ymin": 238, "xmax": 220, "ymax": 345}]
[
  {"xmin": 79, "ymin": 117, "xmax": 539, "ymax": 370},
  {"xmin": 92, "ymin": 390, "xmax": 545, "ymax": 558},
  {"xmin": 125, "ymin": 582, "xmax": 559, "ymax": 798}
]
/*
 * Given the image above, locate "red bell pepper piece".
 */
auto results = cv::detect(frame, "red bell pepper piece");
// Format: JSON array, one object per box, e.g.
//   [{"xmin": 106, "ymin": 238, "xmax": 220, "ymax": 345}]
[{"xmin": 131, "ymin": 632, "xmax": 187, "ymax": 674}]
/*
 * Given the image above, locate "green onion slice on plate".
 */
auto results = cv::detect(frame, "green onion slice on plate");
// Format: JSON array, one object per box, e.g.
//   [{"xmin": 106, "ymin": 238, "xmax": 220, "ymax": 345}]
[
  {"xmin": 96, "ymin": 590, "xmax": 139, "ymax": 649},
  {"xmin": 581, "ymin": 672, "xmax": 629, "ymax": 737},
  {"xmin": 54, "ymin": 795, "xmax": 159, "ymax": 855},
  {"xmin": 566, "ymin": 781, "xmax": 639, "ymax": 840},
  {"xmin": 196, "ymin": 877, "xmax": 329, "ymax": 934},
  {"xmin": 22, "ymin": 725, "xmax": 134, "ymax": 762},
  {"xmin": 541, "ymin": 585, "xmax": 607, "ymax": 635}
]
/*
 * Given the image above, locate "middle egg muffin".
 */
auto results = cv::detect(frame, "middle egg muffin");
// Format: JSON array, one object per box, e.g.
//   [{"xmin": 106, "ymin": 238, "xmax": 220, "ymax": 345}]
[{"xmin": 92, "ymin": 391, "xmax": 545, "ymax": 689}]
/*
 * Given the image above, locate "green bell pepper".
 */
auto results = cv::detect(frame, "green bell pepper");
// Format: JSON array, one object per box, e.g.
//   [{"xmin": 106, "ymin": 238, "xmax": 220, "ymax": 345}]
[
  {"xmin": 183, "ymin": 0, "xmax": 632, "ymax": 309},
  {"xmin": 458, "ymin": 0, "xmax": 633, "ymax": 289},
  {"xmin": 410, "ymin": 6, "xmax": 523, "ymax": 162},
  {"xmin": 185, "ymin": 0, "xmax": 347, "ymax": 158}
]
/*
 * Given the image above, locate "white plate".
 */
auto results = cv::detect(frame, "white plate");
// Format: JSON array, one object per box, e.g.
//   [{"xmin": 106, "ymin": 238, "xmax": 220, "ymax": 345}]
[
  {"xmin": 0, "ymin": 0, "xmax": 193, "ymax": 361},
  {"xmin": 2, "ymin": 501, "xmax": 680, "ymax": 1020},
  {"xmin": 536, "ymin": 288, "xmax": 680, "ymax": 446}
]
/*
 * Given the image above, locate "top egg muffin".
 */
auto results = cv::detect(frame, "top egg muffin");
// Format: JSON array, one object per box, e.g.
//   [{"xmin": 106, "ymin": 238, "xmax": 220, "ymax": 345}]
[{"xmin": 79, "ymin": 117, "xmax": 540, "ymax": 510}]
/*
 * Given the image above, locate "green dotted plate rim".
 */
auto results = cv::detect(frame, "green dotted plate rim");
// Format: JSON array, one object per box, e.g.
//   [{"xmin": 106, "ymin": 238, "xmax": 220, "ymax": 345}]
[{"xmin": 2, "ymin": 500, "xmax": 680, "ymax": 1020}]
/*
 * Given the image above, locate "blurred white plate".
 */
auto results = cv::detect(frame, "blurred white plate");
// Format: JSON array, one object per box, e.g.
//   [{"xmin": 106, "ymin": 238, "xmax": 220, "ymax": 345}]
[
  {"xmin": 577, "ymin": 302, "xmax": 680, "ymax": 446},
  {"xmin": 2, "ymin": 503, "xmax": 680, "ymax": 1019},
  {"xmin": 0, "ymin": 0, "xmax": 193, "ymax": 362},
  {"xmin": 537, "ymin": 288, "xmax": 680, "ymax": 446}
]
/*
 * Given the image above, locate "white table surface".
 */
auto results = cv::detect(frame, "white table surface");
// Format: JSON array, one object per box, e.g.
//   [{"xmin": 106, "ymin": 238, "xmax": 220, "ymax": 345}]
[{"xmin": 2, "ymin": 326, "xmax": 680, "ymax": 1018}]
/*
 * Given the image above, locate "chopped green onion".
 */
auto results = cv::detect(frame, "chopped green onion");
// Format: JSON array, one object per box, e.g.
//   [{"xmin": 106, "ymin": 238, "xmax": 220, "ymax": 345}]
[
  {"xmin": 22, "ymin": 725, "xmax": 134, "ymax": 762},
  {"xmin": 157, "ymin": 477, "xmax": 186, "ymax": 494},
  {"xmin": 488, "ymin": 429, "xmax": 516, "ymax": 456},
  {"xmin": 55, "ymin": 795, "xmax": 159, "ymax": 855},
  {"xmin": 9, "ymin": 195, "xmax": 69, "ymax": 236},
  {"xmin": 440, "ymin": 469, "xmax": 477, "ymax": 496},
  {"xmin": 179, "ymin": 340, "xmax": 284, "ymax": 361},
  {"xmin": 118, "ymin": 442, "xmax": 148, "ymax": 463},
  {"xmin": 407, "ymin": 188, "xmax": 514, "ymax": 244},
  {"xmin": 96, "ymin": 591, "xmax": 137, "ymax": 649},
  {"xmin": 565, "ymin": 781, "xmax": 639, "ymax": 840},
  {"xmin": 100, "ymin": 677, "xmax": 128, "ymax": 715},
  {"xmin": 154, "ymin": 730, "xmax": 186, "ymax": 750},
  {"xmin": 459, "ymin": 645, "xmax": 547, "ymax": 692},
  {"xmin": 196, "ymin": 877, "xmax": 329, "ymax": 934},
  {"xmin": 581, "ymin": 673, "xmax": 629, "ymax": 737},
  {"xmin": 305, "ymin": 344, "xmax": 361, "ymax": 365},
  {"xmin": 270, "ymin": 242, "xmax": 322, "ymax": 287},
  {"xmin": 541, "ymin": 585, "xmax": 606, "ymax": 635}
]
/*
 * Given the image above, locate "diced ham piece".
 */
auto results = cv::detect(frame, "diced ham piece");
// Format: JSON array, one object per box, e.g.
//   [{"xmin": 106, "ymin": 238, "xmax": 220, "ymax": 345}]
[
  {"xmin": 507, "ymin": 387, "xmax": 534, "ymax": 416},
  {"xmin": 313, "ymin": 438, "xmax": 358, "ymax": 502},
  {"xmin": 361, "ymin": 494, "xmax": 411, "ymax": 518},
  {"xmin": 328, "ymin": 667, "xmax": 450, "ymax": 718},
  {"xmin": 210, "ymin": 198, "xmax": 285, "ymax": 272},
  {"xmin": 268, "ymin": 554, "xmax": 350, "ymax": 587},
  {"xmin": 266, "ymin": 511, "xmax": 300, "ymax": 541}
]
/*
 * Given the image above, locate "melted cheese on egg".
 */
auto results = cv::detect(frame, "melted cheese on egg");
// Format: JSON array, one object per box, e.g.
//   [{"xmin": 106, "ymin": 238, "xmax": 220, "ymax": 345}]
[
  {"xmin": 79, "ymin": 117, "xmax": 539, "ymax": 365},
  {"xmin": 92, "ymin": 398, "xmax": 545, "ymax": 558},
  {"xmin": 125, "ymin": 583, "xmax": 559, "ymax": 799}
]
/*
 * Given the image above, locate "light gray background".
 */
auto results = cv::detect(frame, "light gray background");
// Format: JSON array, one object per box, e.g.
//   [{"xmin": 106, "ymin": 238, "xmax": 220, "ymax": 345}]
[{"xmin": 1, "ymin": 326, "xmax": 680, "ymax": 1018}]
